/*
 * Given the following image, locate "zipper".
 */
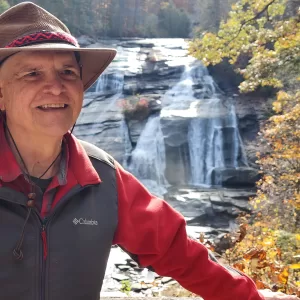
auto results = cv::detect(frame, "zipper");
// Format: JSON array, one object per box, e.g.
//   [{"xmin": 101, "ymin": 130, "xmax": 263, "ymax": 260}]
[
  {"xmin": 1, "ymin": 184, "xmax": 95, "ymax": 300},
  {"xmin": 40, "ymin": 217, "xmax": 48, "ymax": 300},
  {"xmin": 36, "ymin": 185, "xmax": 93, "ymax": 300}
]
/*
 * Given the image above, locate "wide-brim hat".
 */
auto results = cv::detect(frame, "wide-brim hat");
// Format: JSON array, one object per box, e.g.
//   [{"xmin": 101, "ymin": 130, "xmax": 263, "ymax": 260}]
[{"xmin": 0, "ymin": 2, "xmax": 117, "ymax": 91}]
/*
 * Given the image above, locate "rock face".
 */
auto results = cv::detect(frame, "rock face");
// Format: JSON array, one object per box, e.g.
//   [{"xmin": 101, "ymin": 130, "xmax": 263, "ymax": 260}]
[
  {"xmin": 74, "ymin": 38, "xmax": 264, "ymax": 188},
  {"xmin": 211, "ymin": 167, "xmax": 260, "ymax": 187}
]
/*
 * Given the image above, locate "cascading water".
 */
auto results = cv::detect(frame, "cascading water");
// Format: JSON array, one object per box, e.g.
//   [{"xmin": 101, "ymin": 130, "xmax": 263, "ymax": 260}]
[
  {"xmin": 162, "ymin": 63, "xmax": 218, "ymax": 108},
  {"xmin": 121, "ymin": 119, "xmax": 133, "ymax": 168},
  {"xmin": 95, "ymin": 73, "xmax": 124, "ymax": 94},
  {"xmin": 162, "ymin": 62, "xmax": 248, "ymax": 186},
  {"xmin": 188, "ymin": 98, "xmax": 226, "ymax": 186},
  {"xmin": 126, "ymin": 115, "xmax": 168, "ymax": 197}
]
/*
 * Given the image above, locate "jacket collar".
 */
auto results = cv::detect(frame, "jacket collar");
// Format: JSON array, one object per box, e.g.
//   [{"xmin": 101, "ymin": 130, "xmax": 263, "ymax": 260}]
[{"xmin": 0, "ymin": 116, "xmax": 101, "ymax": 186}]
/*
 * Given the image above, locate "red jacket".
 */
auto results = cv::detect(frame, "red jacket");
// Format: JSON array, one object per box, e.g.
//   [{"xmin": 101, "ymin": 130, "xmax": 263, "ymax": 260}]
[{"xmin": 0, "ymin": 119, "xmax": 264, "ymax": 300}]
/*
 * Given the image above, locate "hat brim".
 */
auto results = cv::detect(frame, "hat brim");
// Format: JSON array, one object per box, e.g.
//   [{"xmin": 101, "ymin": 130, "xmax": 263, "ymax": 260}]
[{"xmin": 0, "ymin": 43, "xmax": 117, "ymax": 91}]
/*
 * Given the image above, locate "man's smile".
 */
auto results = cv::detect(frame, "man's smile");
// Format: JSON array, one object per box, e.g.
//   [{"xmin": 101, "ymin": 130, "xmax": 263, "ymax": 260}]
[{"xmin": 37, "ymin": 103, "xmax": 69, "ymax": 111}]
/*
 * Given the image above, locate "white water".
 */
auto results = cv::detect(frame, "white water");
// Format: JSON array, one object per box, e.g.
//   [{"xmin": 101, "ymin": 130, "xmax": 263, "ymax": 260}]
[
  {"xmin": 95, "ymin": 73, "xmax": 124, "ymax": 94},
  {"xmin": 188, "ymin": 98, "xmax": 226, "ymax": 186},
  {"xmin": 162, "ymin": 62, "xmax": 248, "ymax": 186},
  {"xmin": 127, "ymin": 115, "xmax": 169, "ymax": 197},
  {"xmin": 121, "ymin": 119, "xmax": 133, "ymax": 168}
]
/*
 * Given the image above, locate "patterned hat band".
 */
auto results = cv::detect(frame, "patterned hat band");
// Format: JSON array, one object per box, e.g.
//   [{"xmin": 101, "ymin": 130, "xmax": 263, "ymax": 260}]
[{"xmin": 5, "ymin": 31, "xmax": 79, "ymax": 48}]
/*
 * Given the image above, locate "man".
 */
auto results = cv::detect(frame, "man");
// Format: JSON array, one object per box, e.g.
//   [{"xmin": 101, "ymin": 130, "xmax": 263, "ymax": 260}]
[{"xmin": 0, "ymin": 2, "xmax": 298, "ymax": 300}]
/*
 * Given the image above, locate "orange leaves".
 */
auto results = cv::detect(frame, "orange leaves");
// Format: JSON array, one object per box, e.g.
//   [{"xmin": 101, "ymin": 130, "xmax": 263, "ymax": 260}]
[
  {"xmin": 278, "ymin": 267, "xmax": 289, "ymax": 285},
  {"xmin": 198, "ymin": 233, "xmax": 215, "ymax": 252},
  {"xmin": 223, "ymin": 221, "xmax": 300, "ymax": 296},
  {"xmin": 243, "ymin": 248, "xmax": 267, "ymax": 261},
  {"xmin": 254, "ymin": 279, "xmax": 268, "ymax": 290},
  {"xmin": 199, "ymin": 233, "xmax": 205, "ymax": 243},
  {"xmin": 233, "ymin": 262, "xmax": 245, "ymax": 272},
  {"xmin": 189, "ymin": 1, "xmax": 300, "ymax": 295}
]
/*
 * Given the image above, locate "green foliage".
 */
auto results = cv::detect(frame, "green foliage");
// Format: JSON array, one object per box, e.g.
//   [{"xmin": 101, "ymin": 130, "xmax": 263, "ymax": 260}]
[
  {"xmin": 0, "ymin": 0, "xmax": 9, "ymax": 14},
  {"xmin": 120, "ymin": 280, "xmax": 131, "ymax": 295},
  {"xmin": 5, "ymin": 0, "xmax": 192, "ymax": 38},
  {"xmin": 158, "ymin": 1, "xmax": 190, "ymax": 37},
  {"xmin": 118, "ymin": 96, "xmax": 149, "ymax": 121},
  {"xmin": 189, "ymin": 0, "xmax": 300, "ymax": 295},
  {"xmin": 189, "ymin": 0, "xmax": 300, "ymax": 92}
]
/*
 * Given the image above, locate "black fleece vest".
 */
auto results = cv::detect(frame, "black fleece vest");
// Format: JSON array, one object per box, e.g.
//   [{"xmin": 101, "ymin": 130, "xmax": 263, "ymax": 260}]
[{"xmin": 0, "ymin": 140, "xmax": 118, "ymax": 300}]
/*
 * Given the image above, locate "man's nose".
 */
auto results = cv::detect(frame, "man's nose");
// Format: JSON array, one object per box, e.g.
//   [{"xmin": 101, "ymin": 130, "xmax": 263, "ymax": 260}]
[{"xmin": 43, "ymin": 72, "xmax": 66, "ymax": 95}]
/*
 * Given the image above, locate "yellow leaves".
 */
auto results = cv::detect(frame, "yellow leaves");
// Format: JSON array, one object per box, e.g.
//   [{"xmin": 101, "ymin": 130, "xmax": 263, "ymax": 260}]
[
  {"xmin": 262, "ymin": 237, "xmax": 275, "ymax": 247},
  {"xmin": 190, "ymin": 1, "xmax": 299, "ymax": 293},
  {"xmin": 278, "ymin": 266, "xmax": 289, "ymax": 285},
  {"xmin": 289, "ymin": 264, "xmax": 300, "ymax": 270},
  {"xmin": 277, "ymin": 91, "xmax": 290, "ymax": 102},
  {"xmin": 273, "ymin": 101, "xmax": 283, "ymax": 113},
  {"xmin": 264, "ymin": 175, "xmax": 274, "ymax": 185}
]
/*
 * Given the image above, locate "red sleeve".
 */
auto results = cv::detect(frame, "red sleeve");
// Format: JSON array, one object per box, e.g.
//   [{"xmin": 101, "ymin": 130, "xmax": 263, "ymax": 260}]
[{"xmin": 113, "ymin": 162, "xmax": 264, "ymax": 300}]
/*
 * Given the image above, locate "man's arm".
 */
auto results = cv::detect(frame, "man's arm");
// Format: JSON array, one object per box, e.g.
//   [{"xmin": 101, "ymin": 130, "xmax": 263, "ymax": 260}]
[{"xmin": 112, "ymin": 162, "xmax": 264, "ymax": 300}]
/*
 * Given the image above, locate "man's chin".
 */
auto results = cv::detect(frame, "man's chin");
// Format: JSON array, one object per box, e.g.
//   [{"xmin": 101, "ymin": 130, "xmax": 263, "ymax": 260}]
[{"xmin": 39, "ymin": 124, "xmax": 74, "ymax": 138}]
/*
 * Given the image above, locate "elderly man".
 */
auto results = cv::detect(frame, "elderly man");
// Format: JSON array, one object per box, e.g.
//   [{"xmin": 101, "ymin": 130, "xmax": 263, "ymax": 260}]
[{"xmin": 0, "ymin": 3, "xmax": 298, "ymax": 300}]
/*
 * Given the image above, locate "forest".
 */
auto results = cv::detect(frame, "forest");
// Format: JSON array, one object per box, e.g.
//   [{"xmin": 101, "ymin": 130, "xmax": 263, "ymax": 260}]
[{"xmin": 2, "ymin": 0, "xmax": 237, "ymax": 38}]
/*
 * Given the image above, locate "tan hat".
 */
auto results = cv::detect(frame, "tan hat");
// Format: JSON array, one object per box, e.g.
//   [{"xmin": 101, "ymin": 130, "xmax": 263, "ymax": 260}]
[{"xmin": 0, "ymin": 2, "xmax": 117, "ymax": 90}]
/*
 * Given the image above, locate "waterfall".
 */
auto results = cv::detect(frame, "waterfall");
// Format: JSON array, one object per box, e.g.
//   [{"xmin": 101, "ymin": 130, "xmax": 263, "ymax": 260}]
[
  {"xmin": 127, "ymin": 115, "xmax": 168, "ymax": 197},
  {"xmin": 162, "ymin": 62, "xmax": 248, "ymax": 186},
  {"xmin": 95, "ymin": 73, "xmax": 124, "ymax": 94},
  {"xmin": 121, "ymin": 119, "xmax": 133, "ymax": 168},
  {"xmin": 187, "ymin": 97, "xmax": 248, "ymax": 186},
  {"xmin": 188, "ymin": 98, "xmax": 226, "ymax": 186}
]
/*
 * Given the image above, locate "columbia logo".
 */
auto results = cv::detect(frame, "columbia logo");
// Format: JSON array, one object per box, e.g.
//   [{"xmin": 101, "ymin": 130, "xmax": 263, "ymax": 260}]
[
  {"xmin": 73, "ymin": 218, "xmax": 79, "ymax": 225},
  {"xmin": 73, "ymin": 217, "xmax": 98, "ymax": 226}
]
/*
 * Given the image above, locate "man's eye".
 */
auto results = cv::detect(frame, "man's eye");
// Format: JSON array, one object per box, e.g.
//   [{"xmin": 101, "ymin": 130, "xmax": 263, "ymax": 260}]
[
  {"xmin": 26, "ymin": 71, "xmax": 39, "ymax": 77},
  {"xmin": 63, "ymin": 69, "xmax": 77, "ymax": 76}
]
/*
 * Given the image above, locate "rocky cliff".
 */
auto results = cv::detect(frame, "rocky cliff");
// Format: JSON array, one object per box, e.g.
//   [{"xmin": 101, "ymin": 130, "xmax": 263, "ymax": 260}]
[{"xmin": 74, "ymin": 38, "xmax": 268, "ymax": 190}]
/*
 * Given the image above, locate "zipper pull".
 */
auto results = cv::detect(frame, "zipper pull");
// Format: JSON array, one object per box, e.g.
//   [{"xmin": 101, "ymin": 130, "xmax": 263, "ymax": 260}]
[{"xmin": 41, "ymin": 222, "xmax": 48, "ymax": 261}]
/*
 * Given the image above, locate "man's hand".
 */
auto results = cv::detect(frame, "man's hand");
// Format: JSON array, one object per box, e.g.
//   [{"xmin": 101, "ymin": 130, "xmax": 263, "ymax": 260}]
[{"xmin": 259, "ymin": 289, "xmax": 300, "ymax": 299}]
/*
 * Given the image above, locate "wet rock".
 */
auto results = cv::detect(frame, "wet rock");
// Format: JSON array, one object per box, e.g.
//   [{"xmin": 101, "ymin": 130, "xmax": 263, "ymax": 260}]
[
  {"xmin": 151, "ymin": 287, "xmax": 160, "ymax": 296},
  {"xmin": 212, "ymin": 167, "xmax": 260, "ymax": 187},
  {"xmin": 127, "ymin": 259, "xmax": 139, "ymax": 268},
  {"xmin": 112, "ymin": 274, "xmax": 130, "ymax": 281},
  {"xmin": 117, "ymin": 265, "xmax": 131, "ymax": 272},
  {"xmin": 131, "ymin": 283, "xmax": 142, "ymax": 292},
  {"xmin": 77, "ymin": 35, "xmax": 95, "ymax": 47},
  {"xmin": 210, "ymin": 195, "xmax": 222, "ymax": 203},
  {"xmin": 161, "ymin": 277, "xmax": 173, "ymax": 284},
  {"xmin": 166, "ymin": 280, "xmax": 178, "ymax": 286}
]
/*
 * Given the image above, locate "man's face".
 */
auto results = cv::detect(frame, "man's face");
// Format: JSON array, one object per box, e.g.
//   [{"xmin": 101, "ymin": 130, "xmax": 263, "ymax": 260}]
[{"xmin": 0, "ymin": 51, "xmax": 84, "ymax": 138}]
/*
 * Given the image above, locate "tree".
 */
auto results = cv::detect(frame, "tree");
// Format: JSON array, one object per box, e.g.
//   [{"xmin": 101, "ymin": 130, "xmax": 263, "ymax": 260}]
[
  {"xmin": 158, "ymin": 1, "xmax": 190, "ymax": 37},
  {"xmin": 0, "ymin": 0, "xmax": 10, "ymax": 13},
  {"xmin": 189, "ymin": 0, "xmax": 300, "ymax": 295},
  {"xmin": 190, "ymin": 0, "xmax": 237, "ymax": 34}
]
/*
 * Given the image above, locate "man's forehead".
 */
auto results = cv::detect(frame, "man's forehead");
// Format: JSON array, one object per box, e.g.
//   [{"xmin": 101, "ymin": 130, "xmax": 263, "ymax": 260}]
[{"xmin": 10, "ymin": 51, "xmax": 77, "ymax": 68}]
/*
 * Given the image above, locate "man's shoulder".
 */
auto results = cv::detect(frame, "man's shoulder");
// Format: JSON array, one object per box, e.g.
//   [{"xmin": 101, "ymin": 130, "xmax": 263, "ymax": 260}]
[{"xmin": 77, "ymin": 139, "xmax": 115, "ymax": 170}]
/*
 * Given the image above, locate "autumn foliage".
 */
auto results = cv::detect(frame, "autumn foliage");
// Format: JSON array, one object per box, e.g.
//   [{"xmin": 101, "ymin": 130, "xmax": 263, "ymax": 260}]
[
  {"xmin": 118, "ymin": 96, "xmax": 149, "ymax": 121},
  {"xmin": 190, "ymin": 0, "xmax": 299, "ymax": 296}
]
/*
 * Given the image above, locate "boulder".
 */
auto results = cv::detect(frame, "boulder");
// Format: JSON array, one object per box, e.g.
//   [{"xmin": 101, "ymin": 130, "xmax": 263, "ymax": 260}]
[
  {"xmin": 76, "ymin": 35, "xmax": 95, "ymax": 47},
  {"xmin": 212, "ymin": 167, "xmax": 260, "ymax": 187}
]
